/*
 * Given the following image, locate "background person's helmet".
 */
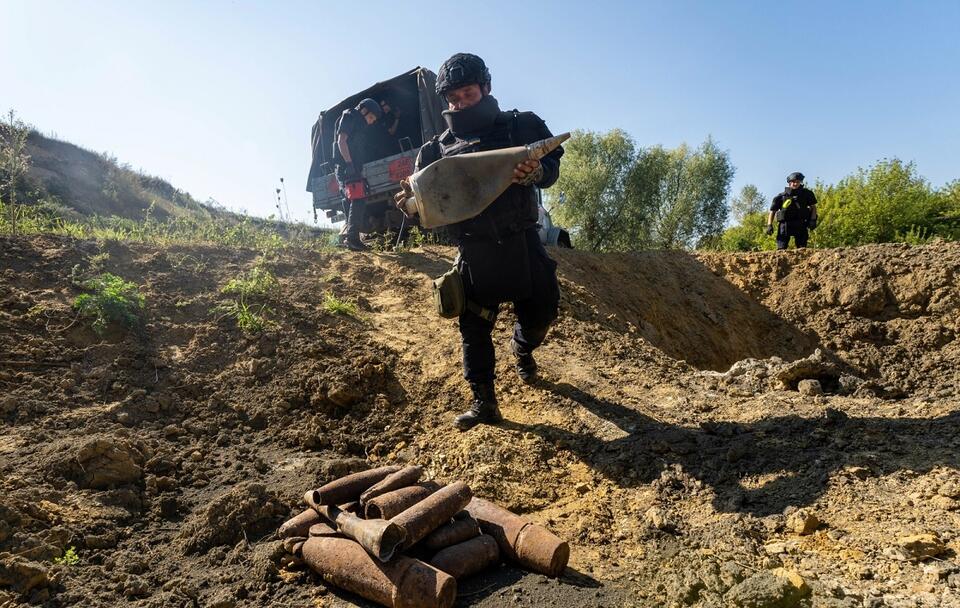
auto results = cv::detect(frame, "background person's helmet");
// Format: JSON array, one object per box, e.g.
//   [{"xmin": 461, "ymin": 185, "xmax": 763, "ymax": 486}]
[
  {"xmin": 436, "ymin": 53, "xmax": 491, "ymax": 96},
  {"xmin": 787, "ymin": 172, "xmax": 805, "ymax": 183},
  {"xmin": 356, "ymin": 98, "xmax": 383, "ymax": 121}
]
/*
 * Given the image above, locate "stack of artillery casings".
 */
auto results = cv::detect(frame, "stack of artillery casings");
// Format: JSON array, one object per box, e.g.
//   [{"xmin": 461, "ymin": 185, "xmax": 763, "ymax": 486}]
[{"xmin": 277, "ymin": 465, "xmax": 570, "ymax": 608}]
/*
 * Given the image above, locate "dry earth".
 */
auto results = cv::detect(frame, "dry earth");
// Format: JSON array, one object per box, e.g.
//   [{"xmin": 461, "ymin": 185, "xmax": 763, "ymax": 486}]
[{"xmin": 1, "ymin": 235, "xmax": 959, "ymax": 608}]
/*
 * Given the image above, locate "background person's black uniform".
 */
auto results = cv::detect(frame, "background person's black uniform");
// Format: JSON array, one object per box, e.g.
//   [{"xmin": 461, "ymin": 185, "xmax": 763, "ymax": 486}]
[
  {"xmin": 333, "ymin": 106, "xmax": 378, "ymax": 246},
  {"xmin": 416, "ymin": 95, "xmax": 563, "ymax": 423},
  {"xmin": 770, "ymin": 186, "xmax": 818, "ymax": 249}
]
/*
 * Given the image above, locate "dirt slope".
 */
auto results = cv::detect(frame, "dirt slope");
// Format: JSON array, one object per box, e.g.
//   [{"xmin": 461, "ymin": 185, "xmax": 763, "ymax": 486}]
[{"xmin": 1, "ymin": 236, "xmax": 959, "ymax": 608}]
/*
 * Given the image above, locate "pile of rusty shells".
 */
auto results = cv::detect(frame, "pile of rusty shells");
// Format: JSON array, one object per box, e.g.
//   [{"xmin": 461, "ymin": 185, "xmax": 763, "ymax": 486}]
[{"xmin": 277, "ymin": 465, "xmax": 569, "ymax": 608}]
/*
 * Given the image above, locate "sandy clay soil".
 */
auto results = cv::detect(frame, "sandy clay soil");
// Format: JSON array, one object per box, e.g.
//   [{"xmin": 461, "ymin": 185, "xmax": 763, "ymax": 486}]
[{"xmin": 1, "ymin": 234, "xmax": 960, "ymax": 607}]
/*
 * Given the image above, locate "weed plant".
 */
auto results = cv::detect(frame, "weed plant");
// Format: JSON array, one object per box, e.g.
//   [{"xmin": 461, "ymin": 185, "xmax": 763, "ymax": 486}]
[
  {"xmin": 72, "ymin": 273, "xmax": 144, "ymax": 334},
  {"xmin": 215, "ymin": 260, "xmax": 279, "ymax": 333},
  {"xmin": 322, "ymin": 292, "xmax": 358, "ymax": 317},
  {"xmin": 214, "ymin": 297, "xmax": 272, "ymax": 333},
  {"xmin": 53, "ymin": 546, "xmax": 80, "ymax": 566},
  {"xmin": 221, "ymin": 262, "xmax": 279, "ymax": 298}
]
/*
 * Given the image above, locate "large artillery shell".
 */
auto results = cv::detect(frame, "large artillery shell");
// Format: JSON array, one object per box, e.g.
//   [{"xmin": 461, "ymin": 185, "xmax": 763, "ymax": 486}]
[
  {"xmin": 305, "ymin": 465, "xmax": 402, "ymax": 507},
  {"xmin": 301, "ymin": 536, "xmax": 456, "ymax": 608},
  {"xmin": 360, "ymin": 466, "xmax": 423, "ymax": 506},
  {"xmin": 316, "ymin": 504, "xmax": 406, "ymax": 562},
  {"xmin": 309, "ymin": 522, "xmax": 339, "ymax": 537},
  {"xmin": 403, "ymin": 133, "xmax": 570, "ymax": 229},
  {"xmin": 365, "ymin": 482, "xmax": 440, "ymax": 520},
  {"xmin": 282, "ymin": 536, "xmax": 307, "ymax": 554},
  {"xmin": 421, "ymin": 514, "xmax": 481, "ymax": 552},
  {"xmin": 429, "ymin": 534, "xmax": 500, "ymax": 580},
  {"xmin": 465, "ymin": 497, "xmax": 569, "ymax": 577},
  {"xmin": 392, "ymin": 482, "xmax": 472, "ymax": 549},
  {"xmin": 279, "ymin": 508, "xmax": 324, "ymax": 539}
]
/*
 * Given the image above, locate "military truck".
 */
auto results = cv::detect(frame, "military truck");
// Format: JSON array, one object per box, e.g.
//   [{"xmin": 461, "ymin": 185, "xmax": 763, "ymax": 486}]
[
  {"xmin": 306, "ymin": 66, "xmax": 571, "ymax": 247},
  {"xmin": 306, "ymin": 67, "xmax": 445, "ymax": 233}
]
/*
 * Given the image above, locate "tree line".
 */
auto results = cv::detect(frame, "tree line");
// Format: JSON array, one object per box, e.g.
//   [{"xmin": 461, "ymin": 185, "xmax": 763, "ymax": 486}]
[{"xmin": 548, "ymin": 130, "xmax": 960, "ymax": 252}]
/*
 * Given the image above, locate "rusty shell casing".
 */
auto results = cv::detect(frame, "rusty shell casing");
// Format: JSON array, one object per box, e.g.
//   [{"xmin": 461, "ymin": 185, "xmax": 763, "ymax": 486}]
[
  {"xmin": 421, "ymin": 514, "xmax": 481, "ymax": 552},
  {"xmin": 365, "ymin": 482, "xmax": 441, "ymax": 520},
  {"xmin": 429, "ymin": 534, "xmax": 500, "ymax": 580},
  {"xmin": 392, "ymin": 482, "xmax": 472, "ymax": 549},
  {"xmin": 305, "ymin": 465, "xmax": 402, "ymax": 507},
  {"xmin": 360, "ymin": 466, "xmax": 423, "ymax": 506},
  {"xmin": 282, "ymin": 536, "xmax": 307, "ymax": 554},
  {"xmin": 318, "ymin": 504, "xmax": 406, "ymax": 562},
  {"xmin": 301, "ymin": 536, "xmax": 456, "ymax": 608},
  {"xmin": 464, "ymin": 497, "xmax": 569, "ymax": 577},
  {"xmin": 309, "ymin": 522, "xmax": 339, "ymax": 537},
  {"xmin": 278, "ymin": 508, "xmax": 324, "ymax": 539}
]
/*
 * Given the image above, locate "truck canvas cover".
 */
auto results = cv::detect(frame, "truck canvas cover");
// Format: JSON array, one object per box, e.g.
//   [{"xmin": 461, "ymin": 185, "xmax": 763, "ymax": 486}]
[{"xmin": 306, "ymin": 67, "xmax": 446, "ymax": 222}]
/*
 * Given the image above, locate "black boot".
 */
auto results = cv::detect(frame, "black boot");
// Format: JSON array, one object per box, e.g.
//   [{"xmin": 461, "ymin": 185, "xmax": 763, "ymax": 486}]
[
  {"xmin": 341, "ymin": 233, "xmax": 368, "ymax": 251},
  {"xmin": 455, "ymin": 382, "xmax": 502, "ymax": 431},
  {"xmin": 340, "ymin": 200, "xmax": 368, "ymax": 251},
  {"xmin": 510, "ymin": 338, "xmax": 538, "ymax": 384}
]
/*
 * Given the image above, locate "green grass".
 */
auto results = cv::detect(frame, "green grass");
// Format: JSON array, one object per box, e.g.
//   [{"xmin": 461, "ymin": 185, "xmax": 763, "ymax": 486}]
[
  {"xmin": 72, "ymin": 273, "xmax": 145, "ymax": 335},
  {"xmin": 0, "ymin": 197, "xmax": 339, "ymax": 254},
  {"xmin": 322, "ymin": 292, "xmax": 358, "ymax": 317},
  {"xmin": 221, "ymin": 262, "xmax": 278, "ymax": 298},
  {"xmin": 215, "ymin": 297, "xmax": 272, "ymax": 333}
]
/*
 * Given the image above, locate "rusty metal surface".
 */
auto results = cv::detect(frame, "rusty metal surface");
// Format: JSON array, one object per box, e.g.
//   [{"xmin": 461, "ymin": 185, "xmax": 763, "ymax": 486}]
[
  {"xmin": 309, "ymin": 522, "xmax": 339, "ymax": 537},
  {"xmin": 421, "ymin": 514, "xmax": 481, "ymax": 552},
  {"xmin": 391, "ymin": 482, "xmax": 472, "ymax": 549},
  {"xmin": 464, "ymin": 497, "xmax": 569, "ymax": 577},
  {"xmin": 306, "ymin": 466, "xmax": 402, "ymax": 507},
  {"xmin": 278, "ymin": 508, "xmax": 323, "ymax": 539},
  {"xmin": 282, "ymin": 536, "xmax": 306, "ymax": 553},
  {"xmin": 428, "ymin": 534, "xmax": 500, "ymax": 581},
  {"xmin": 317, "ymin": 504, "xmax": 406, "ymax": 562},
  {"xmin": 301, "ymin": 536, "xmax": 456, "ymax": 608},
  {"xmin": 360, "ymin": 466, "xmax": 423, "ymax": 506},
  {"xmin": 365, "ymin": 482, "xmax": 440, "ymax": 520}
]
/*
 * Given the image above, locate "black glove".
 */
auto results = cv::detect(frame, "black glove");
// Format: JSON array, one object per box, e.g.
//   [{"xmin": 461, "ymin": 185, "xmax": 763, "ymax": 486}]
[
  {"xmin": 765, "ymin": 224, "xmax": 774, "ymax": 236},
  {"xmin": 808, "ymin": 217, "xmax": 817, "ymax": 230}
]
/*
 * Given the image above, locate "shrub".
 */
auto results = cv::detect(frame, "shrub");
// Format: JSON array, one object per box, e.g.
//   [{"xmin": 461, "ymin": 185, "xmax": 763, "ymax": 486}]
[{"xmin": 72, "ymin": 273, "xmax": 145, "ymax": 335}]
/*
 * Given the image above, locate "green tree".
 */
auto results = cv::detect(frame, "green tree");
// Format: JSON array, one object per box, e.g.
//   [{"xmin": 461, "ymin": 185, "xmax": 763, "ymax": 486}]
[
  {"xmin": 549, "ymin": 131, "xmax": 734, "ymax": 251},
  {"xmin": 729, "ymin": 184, "xmax": 767, "ymax": 223},
  {"xmin": 716, "ymin": 159, "xmax": 958, "ymax": 250},
  {"xmin": 0, "ymin": 110, "xmax": 32, "ymax": 234},
  {"xmin": 812, "ymin": 159, "xmax": 949, "ymax": 248}
]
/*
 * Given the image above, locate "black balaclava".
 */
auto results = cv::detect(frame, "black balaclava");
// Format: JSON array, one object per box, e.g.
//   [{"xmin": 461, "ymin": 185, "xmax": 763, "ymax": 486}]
[{"xmin": 442, "ymin": 94, "xmax": 500, "ymax": 135}]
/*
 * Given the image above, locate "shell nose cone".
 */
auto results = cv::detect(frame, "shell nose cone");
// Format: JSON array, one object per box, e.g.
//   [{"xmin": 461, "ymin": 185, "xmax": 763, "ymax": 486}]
[{"xmin": 527, "ymin": 132, "xmax": 570, "ymax": 160}]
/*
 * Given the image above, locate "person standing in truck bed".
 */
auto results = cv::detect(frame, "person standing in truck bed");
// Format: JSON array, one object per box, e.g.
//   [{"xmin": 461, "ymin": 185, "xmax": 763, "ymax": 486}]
[{"xmin": 333, "ymin": 98, "xmax": 382, "ymax": 250}]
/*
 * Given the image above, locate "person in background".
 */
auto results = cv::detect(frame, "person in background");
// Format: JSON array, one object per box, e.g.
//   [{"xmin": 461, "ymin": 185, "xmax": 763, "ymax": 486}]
[{"xmin": 767, "ymin": 171, "xmax": 818, "ymax": 250}]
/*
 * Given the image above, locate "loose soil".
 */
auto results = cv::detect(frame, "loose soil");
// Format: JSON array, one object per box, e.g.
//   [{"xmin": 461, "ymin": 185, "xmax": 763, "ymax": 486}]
[{"xmin": 1, "ymin": 235, "xmax": 959, "ymax": 608}]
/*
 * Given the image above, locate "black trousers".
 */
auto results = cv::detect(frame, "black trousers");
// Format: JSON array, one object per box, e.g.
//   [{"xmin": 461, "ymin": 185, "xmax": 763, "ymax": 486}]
[
  {"xmin": 776, "ymin": 220, "xmax": 809, "ymax": 250},
  {"xmin": 458, "ymin": 229, "xmax": 560, "ymax": 384}
]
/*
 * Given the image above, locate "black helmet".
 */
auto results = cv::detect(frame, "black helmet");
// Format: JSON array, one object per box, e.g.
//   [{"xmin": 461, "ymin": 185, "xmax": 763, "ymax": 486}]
[
  {"xmin": 356, "ymin": 98, "xmax": 383, "ymax": 121},
  {"xmin": 436, "ymin": 53, "xmax": 491, "ymax": 96},
  {"xmin": 787, "ymin": 172, "xmax": 805, "ymax": 183}
]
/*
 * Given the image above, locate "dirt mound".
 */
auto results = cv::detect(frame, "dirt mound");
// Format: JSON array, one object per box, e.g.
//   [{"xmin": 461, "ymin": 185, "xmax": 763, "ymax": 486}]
[
  {"xmin": 1, "ymin": 235, "xmax": 959, "ymax": 607},
  {"xmin": 697, "ymin": 242, "xmax": 960, "ymax": 396}
]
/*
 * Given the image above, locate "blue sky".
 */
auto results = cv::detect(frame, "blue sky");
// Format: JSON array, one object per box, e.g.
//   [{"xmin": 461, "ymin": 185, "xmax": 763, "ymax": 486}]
[{"xmin": 2, "ymin": 0, "xmax": 958, "ymax": 226}]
